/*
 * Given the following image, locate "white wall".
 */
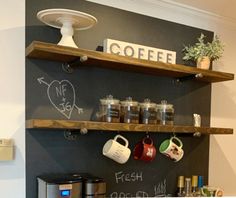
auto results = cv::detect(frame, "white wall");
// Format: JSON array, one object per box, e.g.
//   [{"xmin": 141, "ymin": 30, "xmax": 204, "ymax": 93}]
[
  {"xmin": 0, "ymin": 0, "xmax": 25, "ymax": 197},
  {"xmin": 87, "ymin": 0, "xmax": 236, "ymax": 195},
  {"xmin": 209, "ymin": 28, "xmax": 236, "ymax": 195}
]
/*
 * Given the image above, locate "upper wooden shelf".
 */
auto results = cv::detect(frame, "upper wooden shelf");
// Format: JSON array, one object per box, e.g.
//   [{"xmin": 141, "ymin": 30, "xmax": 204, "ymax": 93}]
[
  {"xmin": 26, "ymin": 41, "xmax": 234, "ymax": 83},
  {"xmin": 26, "ymin": 119, "xmax": 233, "ymax": 135}
]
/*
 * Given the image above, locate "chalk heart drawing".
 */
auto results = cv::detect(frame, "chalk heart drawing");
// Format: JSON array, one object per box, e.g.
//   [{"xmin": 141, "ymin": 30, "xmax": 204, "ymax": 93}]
[{"xmin": 47, "ymin": 80, "xmax": 76, "ymax": 119}]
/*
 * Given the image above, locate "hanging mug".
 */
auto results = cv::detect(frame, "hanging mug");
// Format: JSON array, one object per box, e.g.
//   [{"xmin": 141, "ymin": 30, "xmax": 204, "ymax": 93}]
[
  {"xmin": 133, "ymin": 137, "xmax": 156, "ymax": 162},
  {"xmin": 159, "ymin": 136, "xmax": 184, "ymax": 162},
  {"xmin": 103, "ymin": 135, "xmax": 131, "ymax": 164}
]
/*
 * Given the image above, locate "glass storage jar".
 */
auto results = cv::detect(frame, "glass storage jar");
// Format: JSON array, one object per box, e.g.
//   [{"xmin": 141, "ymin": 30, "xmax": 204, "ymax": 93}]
[
  {"xmin": 99, "ymin": 95, "xmax": 120, "ymax": 123},
  {"xmin": 156, "ymin": 100, "xmax": 174, "ymax": 125},
  {"xmin": 139, "ymin": 99, "xmax": 157, "ymax": 124},
  {"xmin": 120, "ymin": 97, "xmax": 140, "ymax": 124}
]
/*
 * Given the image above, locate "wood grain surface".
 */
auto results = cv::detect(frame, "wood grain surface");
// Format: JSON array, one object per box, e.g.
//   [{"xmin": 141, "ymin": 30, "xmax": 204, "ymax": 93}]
[
  {"xmin": 26, "ymin": 119, "xmax": 233, "ymax": 134},
  {"xmin": 26, "ymin": 41, "xmax": 234, "ymax": 83}
]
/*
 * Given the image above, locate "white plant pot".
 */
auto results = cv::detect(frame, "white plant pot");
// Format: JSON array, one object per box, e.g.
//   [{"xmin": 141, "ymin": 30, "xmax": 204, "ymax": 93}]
[{"xmin": 197, "ymin": 56, "xmax": 211, "ymax": 70}]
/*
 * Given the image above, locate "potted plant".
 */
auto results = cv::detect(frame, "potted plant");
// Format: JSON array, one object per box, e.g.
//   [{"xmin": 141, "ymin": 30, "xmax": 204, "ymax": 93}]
[{"xmin": 182, "ymin": 33, "xmax": 224, "ymax": 69}]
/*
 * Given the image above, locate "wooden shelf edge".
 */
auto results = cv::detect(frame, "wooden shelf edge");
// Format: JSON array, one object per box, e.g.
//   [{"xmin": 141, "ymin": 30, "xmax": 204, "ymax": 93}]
[
  {"xmin": 26, "ymin": 119, "xmax": 233, "ymax": 135},
  {"xmin": 26, "ymin": 41, "xmax": 234, "ymax": 83}
]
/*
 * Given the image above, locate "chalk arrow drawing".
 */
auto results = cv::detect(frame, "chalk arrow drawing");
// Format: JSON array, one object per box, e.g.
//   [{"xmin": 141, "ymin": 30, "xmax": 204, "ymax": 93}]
[{"xmin": 37, "ymin": 77, "xmax": 83, "ymax": 119}]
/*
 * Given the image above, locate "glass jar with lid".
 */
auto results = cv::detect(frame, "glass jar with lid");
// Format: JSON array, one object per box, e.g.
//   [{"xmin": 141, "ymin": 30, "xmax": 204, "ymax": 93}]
[
  {"xmin": 156, "ymin": 100, "xmax": 174, "ymax": 125},
  {"xmin": 120, "ymin": 97, "xmax": 140, "ymax": 124},
  {"xmin": 139, "ymin": 99, "xmax": 157, "ymax": 124},
  {"xmin": 99, "ymin": 95, "xmax": 120, "ymax": 123}
]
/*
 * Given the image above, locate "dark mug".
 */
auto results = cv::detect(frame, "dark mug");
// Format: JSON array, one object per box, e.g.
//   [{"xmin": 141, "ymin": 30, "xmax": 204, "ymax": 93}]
[{"xmin": 133, "ymin": 137, "xmax": 156, "ymax": 162}]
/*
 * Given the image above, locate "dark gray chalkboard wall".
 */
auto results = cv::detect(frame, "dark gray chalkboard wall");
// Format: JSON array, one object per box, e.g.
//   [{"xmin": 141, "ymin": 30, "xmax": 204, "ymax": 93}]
[{"xmin": 26, "ymin": 0, "xmax": 213, "ymax": 197}]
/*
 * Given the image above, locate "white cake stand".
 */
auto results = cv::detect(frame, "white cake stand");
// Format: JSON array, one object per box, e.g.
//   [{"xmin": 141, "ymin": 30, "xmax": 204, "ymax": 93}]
[{"xmin": 37, "ymin": 8, "xmax": 97, "ymax": 48}]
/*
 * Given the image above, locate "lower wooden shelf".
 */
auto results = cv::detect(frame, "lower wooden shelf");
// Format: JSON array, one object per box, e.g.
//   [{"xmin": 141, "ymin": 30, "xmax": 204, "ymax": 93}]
[{"xmin": 26, "ymin": 119, "xmax": 233, "ymax": 135}]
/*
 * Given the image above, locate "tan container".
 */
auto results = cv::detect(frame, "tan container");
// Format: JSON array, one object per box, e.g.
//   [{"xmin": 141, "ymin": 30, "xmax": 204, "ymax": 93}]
[
  {"xmin": 99, "ymin": 95, "xmax": 120, "ymax": 123},
  {"xmin": 139, "ymin": 99, "xmax": 157, "ymax": 124},
  {"xmin": 120, "ymin": 97, "xmax": 140, "ymax": 124},
  {"xmin": 157, "ymin": 100, "xmax": 174, "ymax": 125}
]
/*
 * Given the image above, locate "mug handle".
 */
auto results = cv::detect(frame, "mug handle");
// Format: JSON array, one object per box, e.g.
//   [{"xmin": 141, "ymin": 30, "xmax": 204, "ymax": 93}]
[
  {"xmin": 114, "ymin": 135, "xmax": 129, "ymax": 147},
  {"xmin": 170, "ymin": 137, "xmax": 183, "ymax": 148},
  {"xmin": 142, "ymin": 137, "xmax": 153, "ymax": 146}
]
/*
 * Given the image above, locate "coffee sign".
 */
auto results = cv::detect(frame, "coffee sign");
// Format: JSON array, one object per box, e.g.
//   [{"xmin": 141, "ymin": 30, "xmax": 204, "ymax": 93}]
[{"xmin": 103, "ymin": 39, "xmax": 176, "ymax": 64}]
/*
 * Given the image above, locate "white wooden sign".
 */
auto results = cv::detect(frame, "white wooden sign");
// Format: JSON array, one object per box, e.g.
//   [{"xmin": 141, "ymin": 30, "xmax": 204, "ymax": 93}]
[{"xmin": 103, "ymin": 39, "xmax": 176, "ymax": 64}]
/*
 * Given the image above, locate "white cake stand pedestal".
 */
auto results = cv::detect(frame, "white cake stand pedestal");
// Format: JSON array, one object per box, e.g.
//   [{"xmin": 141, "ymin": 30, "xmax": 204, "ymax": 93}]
[{"xmin": 37, "ymin": 9, "xmax": 97, "ymax": 48}]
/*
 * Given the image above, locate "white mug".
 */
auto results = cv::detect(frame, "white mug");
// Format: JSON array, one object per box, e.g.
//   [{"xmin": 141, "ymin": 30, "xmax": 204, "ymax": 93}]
[
  {"xmin": 159, "ymin": 136, "xmax": 184, "ymax": 162},
  {"xmin": 103, "ymin": 135, "xmax": 131, "ymax": 164}
]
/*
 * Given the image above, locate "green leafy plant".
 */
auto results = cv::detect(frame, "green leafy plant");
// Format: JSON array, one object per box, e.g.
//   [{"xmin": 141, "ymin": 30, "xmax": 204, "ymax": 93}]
[{"xmin": 182, "ymin": 33, "xmax": 224, "ymax": 62}]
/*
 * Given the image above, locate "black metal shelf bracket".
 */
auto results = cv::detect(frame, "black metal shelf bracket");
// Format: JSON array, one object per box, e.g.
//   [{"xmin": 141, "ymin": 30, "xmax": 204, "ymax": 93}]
[
  {"xmin": 193, "ymin": 131, "xmax": 201, "ymax": 137},
  {"xmin": 62, "ymin": 55, "xmax": 88, "ymax": 73},
  {"xmin": 63, "ymin": 127, "xmax": 88, "ymax": 141},
  {"xmin": 175, "ymin": 73, "xmax": 203, "ymax": 83}
]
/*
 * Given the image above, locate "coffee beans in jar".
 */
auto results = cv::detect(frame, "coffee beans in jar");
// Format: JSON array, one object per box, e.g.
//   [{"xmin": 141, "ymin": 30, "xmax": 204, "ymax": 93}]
[
  {"xmin": 156, "ymin": 100, "xmax": 174, "ymax": 125},
  {"xmin": 99, "ymin": 95, "xmax": 120, "ymax": 123},
  {"xmin": 120, "ymin": 97, "xmax": 140, "ymax": 124},
  {"xmin": 139, "ymin": 99, "xmax": 157, "ymax": 124}
]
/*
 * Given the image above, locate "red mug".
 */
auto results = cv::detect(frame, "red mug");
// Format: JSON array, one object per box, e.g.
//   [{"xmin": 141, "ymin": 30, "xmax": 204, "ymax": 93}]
[{"xmin": 133, "ymin": 137, "xmax": 156, "ymax": 162}]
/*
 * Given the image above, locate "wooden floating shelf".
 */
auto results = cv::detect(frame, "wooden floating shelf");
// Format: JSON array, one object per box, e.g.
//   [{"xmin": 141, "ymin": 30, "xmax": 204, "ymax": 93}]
[
  {"xmin": 26, "ymin": 119, "xmax": 233, "ymax": 135},
  {"xmin": 26, "ymin": 41, "xmax": 234, "ymax": 83}
]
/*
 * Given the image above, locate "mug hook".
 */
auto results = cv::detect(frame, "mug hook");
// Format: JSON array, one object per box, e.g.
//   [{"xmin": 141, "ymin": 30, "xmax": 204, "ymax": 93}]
[{"xmin": 146, "ymin": 131, "xmax": 150, "ymax": 138}]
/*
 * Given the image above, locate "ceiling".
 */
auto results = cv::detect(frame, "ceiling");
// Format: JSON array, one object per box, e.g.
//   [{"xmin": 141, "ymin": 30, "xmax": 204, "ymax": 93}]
[{"xmin": 171, "ymin": 0, "xmax": 236, "ymax": 21}]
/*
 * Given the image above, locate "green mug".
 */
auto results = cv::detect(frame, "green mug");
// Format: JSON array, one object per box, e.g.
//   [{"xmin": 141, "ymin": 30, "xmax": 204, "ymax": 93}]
[{"xmin": 159, "ymin": 137, "xmax": 184, "ymax": 162}]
